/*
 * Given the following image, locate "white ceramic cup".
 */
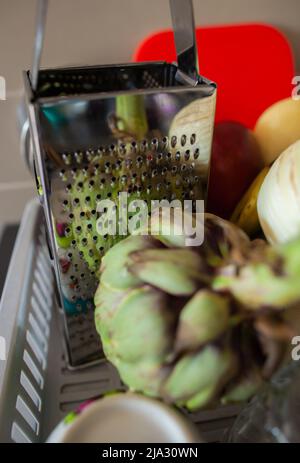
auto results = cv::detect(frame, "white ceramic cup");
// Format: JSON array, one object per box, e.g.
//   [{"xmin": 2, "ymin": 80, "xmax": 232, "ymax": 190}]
[{"xmin": 47, "ymin": 392, "xmax": 201, "ymax": 443}]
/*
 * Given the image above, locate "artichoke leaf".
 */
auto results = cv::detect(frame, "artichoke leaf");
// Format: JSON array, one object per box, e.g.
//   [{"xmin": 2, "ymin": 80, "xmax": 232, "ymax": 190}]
[
  {"xmin": 175, "ymin": 289, "xmax": 230, "ymax": 351},
  {"xmin": 128, "ymin": 248, "xmax": 208, "ymax": 295},
  {"xmin": 162, "ymin": 346, "xmax": 237, "ymax": 403},
  {"xmin": 102, "ymin": 286, "xmax": 174, "ymax": 364}
]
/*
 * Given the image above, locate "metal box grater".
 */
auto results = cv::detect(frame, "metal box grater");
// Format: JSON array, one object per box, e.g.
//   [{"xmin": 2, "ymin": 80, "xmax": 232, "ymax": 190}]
[{"xmin": 24, "ymin": 0, "xmax": 217, "ymax": 367}]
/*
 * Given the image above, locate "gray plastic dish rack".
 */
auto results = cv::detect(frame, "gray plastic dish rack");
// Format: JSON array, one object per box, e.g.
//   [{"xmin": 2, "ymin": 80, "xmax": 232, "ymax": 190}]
[{"xmin": 0, "ymin": 199, "xmax": 241, "ymax": 443}]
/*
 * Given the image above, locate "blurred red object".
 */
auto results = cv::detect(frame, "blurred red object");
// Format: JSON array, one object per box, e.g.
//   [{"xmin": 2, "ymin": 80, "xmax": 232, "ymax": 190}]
[{"xmin": 133, "ymin": 23, "xmax": 295, "ymax": 128}]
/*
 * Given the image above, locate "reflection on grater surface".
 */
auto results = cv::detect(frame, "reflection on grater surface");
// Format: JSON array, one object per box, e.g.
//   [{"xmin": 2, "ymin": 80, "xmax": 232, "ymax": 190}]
[{"xmin": 25, "ymin": 62, "xmax": 216, "ymax": 368}]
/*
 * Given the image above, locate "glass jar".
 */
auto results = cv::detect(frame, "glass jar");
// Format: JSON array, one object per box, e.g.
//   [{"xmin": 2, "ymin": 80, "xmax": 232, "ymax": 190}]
[{"xmin": 227, "ymin": 362, "xmax": 300, "ymax": 443}]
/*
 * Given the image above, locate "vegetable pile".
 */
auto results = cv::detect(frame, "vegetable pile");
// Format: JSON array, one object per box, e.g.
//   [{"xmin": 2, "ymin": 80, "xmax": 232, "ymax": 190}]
[{"xmin": 92, "ymin": 96, "xmax": 300, "ymax": 411}]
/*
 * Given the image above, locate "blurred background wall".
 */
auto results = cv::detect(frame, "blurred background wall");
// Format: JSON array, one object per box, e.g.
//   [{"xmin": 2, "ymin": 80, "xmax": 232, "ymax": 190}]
[{"xmin": 1, "ymin": 0, "xmax": 300, "ymax": 222}]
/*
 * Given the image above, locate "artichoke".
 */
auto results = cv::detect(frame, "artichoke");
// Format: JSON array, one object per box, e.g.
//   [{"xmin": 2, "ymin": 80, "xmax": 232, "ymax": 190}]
[
  {"xmin": 213, "ymin": 237, "xmax": 300, "ymax": 309},
  {"xmin": 95, "ymin": 213, "xmax": 299, "ymax": 410}
]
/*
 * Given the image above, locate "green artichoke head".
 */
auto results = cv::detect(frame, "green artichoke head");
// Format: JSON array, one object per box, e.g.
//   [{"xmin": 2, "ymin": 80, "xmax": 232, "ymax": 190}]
[{"xmin": 94, "ymin": 214, "xmax": 300, "ymax": 410}]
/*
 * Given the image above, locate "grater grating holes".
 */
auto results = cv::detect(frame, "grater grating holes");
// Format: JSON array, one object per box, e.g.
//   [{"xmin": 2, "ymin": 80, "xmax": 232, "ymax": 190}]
[{"xmin": 36, "ymin": 63, "xmax": 177, "ymax": 97}]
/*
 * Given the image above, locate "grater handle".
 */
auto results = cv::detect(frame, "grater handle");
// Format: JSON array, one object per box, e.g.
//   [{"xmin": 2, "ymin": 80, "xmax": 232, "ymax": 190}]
[
  {"xmin": 31, "ymin": 0, "xmax": 48, "ymax": 92},
  {"xmin": 169, "ymin": 0, "xmax": 199, "ymax": 83},
  {"xmin": 30, "ymin": 0, "xmax": 198, "ymax": 90}
]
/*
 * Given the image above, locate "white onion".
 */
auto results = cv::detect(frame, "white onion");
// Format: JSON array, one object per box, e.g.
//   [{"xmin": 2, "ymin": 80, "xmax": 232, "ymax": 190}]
[{"xmin": 257, "ymin": 140, "xmax": 300, "ymax": 243}]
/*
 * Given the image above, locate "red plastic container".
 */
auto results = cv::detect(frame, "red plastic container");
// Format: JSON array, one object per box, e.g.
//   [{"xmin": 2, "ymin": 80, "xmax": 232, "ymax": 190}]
[{"xmin": 133, "ymin": 23, "xmax": 295, "ymax": 128}]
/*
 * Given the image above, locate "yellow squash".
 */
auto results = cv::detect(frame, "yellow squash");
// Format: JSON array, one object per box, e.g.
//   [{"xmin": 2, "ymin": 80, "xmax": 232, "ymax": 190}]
[{"xmin": 231, "ymin": 167, "xmax": 270, "ymax": 236}]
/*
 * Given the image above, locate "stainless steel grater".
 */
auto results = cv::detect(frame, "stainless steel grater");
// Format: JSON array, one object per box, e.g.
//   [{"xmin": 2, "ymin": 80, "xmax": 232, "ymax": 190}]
[{"xmin": 23, "ymin": 0, "xmax": 217, "ymax": 368}]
